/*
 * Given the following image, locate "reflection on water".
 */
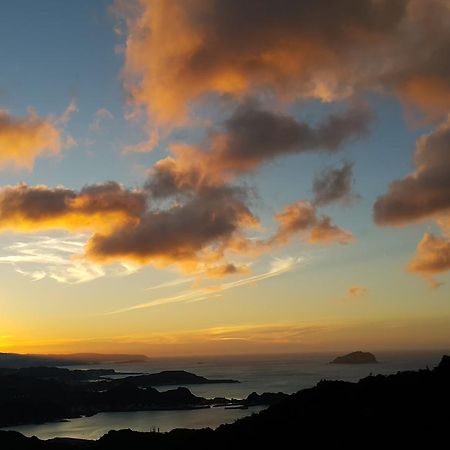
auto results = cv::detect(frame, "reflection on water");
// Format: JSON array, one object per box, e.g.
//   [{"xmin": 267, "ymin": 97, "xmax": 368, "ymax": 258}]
[{"xmin": 6, "ymin": 407, "xmax": 265, "ymax": 440}]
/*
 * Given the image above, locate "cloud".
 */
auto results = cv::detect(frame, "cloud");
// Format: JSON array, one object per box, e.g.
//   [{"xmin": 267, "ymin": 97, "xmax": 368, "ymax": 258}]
[
  {"xmin": 206, "ymin": 101, "xmax": 371, "ymax": 174},
  {"xmin": 0, "ymin": 234, "xmax": 137, "ymax": 284},
  {"xmin": 270, "ymin": 200, "xmax": 353, "ymax": 246},
  {"xmin": 145, "ymin": 102, "xmax": 370, "ymax": 198},
  {"xmin": 58, "ymin": 99, "xmax": 78, "ymax": 126},
  {"xmin": 373, "ymin": 116, "xmax": 450, "ymax": 284},
  {"xmin": 85, "ymin": 185, "xmax": 258, "ymax": 269},
  {"xmin": 89, "ymin": 108, "xmax": 114, "ymax": 132},
  {"xmin": 0, "ymin": 109, "xmax": 62, "ymax": 169},
  {"xmin": 308, "ymin": 217, "xmax": 354, "ymax": 245},
  {"xmin": 117, "ymin": 0, "xmax": 450, "ymax": 125},
  {"xmin": 106, "ymin": 256, "xmax": 301, "ymax": 314},
  {"xmin": 347, "ymin": 286, "xmax": 368, "ymax": 297},
  {"xmin": 145, "ymin": 145, "xmax": 225, "ymax": 198},
  {"xmin": 0, "ymin": 182, "xmax": 146, "ymax": 233},
  {"xmin": 408, "ymin": 232, "xmax": 450, "ymax": 287},
  {"xmin": 144, "ymin": 276, "xmax": 195, "ymax": 291},
  {"xmin": 313, "ymin": 161, "xmax": 355, "ymax": 206},
  {"xmin": 1, "ymin": 178, "xmax": 338, "ymax": 276},
  {"xmin": 374, "ymin": 117, "xmax": 450, "ymax": 226},
  {"xmin": 0, "ymin": 105, "xmax": 356, "ymax": 280},
  {"xmin": 204, "ymin": 263, "xmax": 251, "ymax": 278}
]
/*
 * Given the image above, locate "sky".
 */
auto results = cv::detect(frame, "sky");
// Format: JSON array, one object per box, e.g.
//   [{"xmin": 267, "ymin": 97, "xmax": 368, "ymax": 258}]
[{"xmin": 0, "ymin": 0, "xmax": 449, "ymax": 357}]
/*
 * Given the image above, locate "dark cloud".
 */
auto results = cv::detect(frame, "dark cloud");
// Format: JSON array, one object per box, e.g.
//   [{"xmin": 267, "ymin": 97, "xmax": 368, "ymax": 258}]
[
  {"xmin": 212, "ymin": 102, "xmax": 371, "ymax": 173},
  {"xmin": 0, "ymin": 182, "xmax": 146, "ymax": 232},
  {"xmin": 313, "ymin": 161, "xmax": 355, "ymax": 206},
  {"xmin": 145, "ymin": 102, "xmax": 371, "ymax": 194},
  {"xmin": 374, "ymin": 117, "xmax": 450, "ymax": 226},
  {"xmin": 119, "ymin": 0, "xmax": 450, "ymax": 126},
  {"xmin": 373, "ymin": 116, "xmax": 450, "ymax": 284},
  {"xmin": 85, "ymin": 186, "xmax": 258, "ymax": 267}
]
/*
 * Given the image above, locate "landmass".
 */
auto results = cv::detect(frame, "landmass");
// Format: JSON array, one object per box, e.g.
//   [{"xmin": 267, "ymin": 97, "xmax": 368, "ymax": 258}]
[
  {"xmin": 0, "ymin": 355, "xmax": 448, "ymax": 448},
  {"xmin": 330, "ymin": 351, "xmax": 378, "ymax": 364},
  {"xmin": 0, "ymin": 366, "xmax": 256, "ymax": 428}
]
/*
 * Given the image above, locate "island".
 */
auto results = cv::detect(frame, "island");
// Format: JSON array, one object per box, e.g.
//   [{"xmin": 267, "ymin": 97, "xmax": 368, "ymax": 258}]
[{"xmin": 330, "ymin": 351, "xmax": 378, "ymax": 364}]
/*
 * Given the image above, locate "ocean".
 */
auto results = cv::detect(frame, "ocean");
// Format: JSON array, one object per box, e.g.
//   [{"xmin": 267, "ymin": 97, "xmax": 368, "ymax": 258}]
[{"xmin": 3, "ymin": 350, "xmax": 446, "ymax": 440}]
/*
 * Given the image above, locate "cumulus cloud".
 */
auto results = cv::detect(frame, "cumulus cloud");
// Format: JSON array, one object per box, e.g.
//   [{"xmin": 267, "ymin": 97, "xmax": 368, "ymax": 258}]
[
  {"xmin": 374, "ymin": 117, "xmax": 450, "ymax": 226},
  {"xmin": 0, "ymin": 182, "xmax": 258, "ymax": 281},
  {"xmin": 313, "ymin": 161, "xmax": 355, "ymax": 206},
  {"xmin": 270, "ymin": 201, "xmax": 353, "ymax": 246},
  {"xmin": 117, "ymin": 0, "xmax": 450, "ymax": 126},
  {"xmin": 85, "ymin": 185, "xmax": 258, "ymax": 269},
  {"xmin": 408, "ymin": 232, "xmax": 450, "ymax": 287},
  {"xmin": 0, "ymin": 182, "xmax": 146, "ymax": 233},
  {"xmin": 207, "ymin": 102, "xmax": 371, "ymax": 174},
  {"xmin": 0, "ymin": 109, "xmax": 62, "ymax": 169},
  {"xmin": 0, "ymin": 176, "xmax": 351, "ymax": 277},
  {"xmin": 374, "ymin": 116, "xmax": 450, "ymax": 284},
  {"xmin": 145, "ymin": 102, "xmax": 370, "ymax": 197}
]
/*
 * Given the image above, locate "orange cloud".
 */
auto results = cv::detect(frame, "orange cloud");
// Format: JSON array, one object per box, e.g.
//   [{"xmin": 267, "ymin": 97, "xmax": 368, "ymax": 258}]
[
  {"xmin": 347, "ymin": 286, "xmax": 368, "ymax": 297},
  {"xmin": 204, "ymin": 263, "xmax": 251, "ymax": 279},
  {"xmin": 308, "ymin": 217, "xmax": 353, "ymax": 245},
  {"xmin": 271, "ymin": 201, "xmax": 353, "ymax": 246},
  {"xmin": 374, "ymin": 116, "xmax": 450, "ymax": 284},
  {"xmin": 408, "ymin": 232, "xmax": 450, "ymax": 287},
  {"xmin": 84, "ymin": 185, "xmax": 258, "ymax": 270},
  {"xmin": 0, "ymin": 103, "xmax": 356, "ymax": 278},
  {"xmin": 0, "ymin": 182, "xmax": 146, "ymax": 233},
  {"xmin": 146, "ymin": 102, "xmax": 370, "ymax": 196},
  {"xmin": 374, "ymin": 117, "xmax": 450, "ymax": 226},
  {"xmin": 0, "ymin": 109, "xmax": 61, "ymax": 170},
  {"xmin": 117, "ymin": 0, "xmax": 450, "ymax": 128}
]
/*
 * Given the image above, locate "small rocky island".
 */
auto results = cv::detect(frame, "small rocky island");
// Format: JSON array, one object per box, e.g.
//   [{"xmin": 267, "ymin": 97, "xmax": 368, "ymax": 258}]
[{"xmin": 330, "ymin": 351, "xmax": 378, "ymax": 364}]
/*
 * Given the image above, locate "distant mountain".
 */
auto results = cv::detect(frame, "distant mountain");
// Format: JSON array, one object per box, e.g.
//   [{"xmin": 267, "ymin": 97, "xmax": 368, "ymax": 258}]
[
  {"xmin": 0, "ymin": 353, "xmax": 149, "ymax": 368},
  {"xmin": 330, "ymin": 351, "xmax": 378, "ymax": 364}
]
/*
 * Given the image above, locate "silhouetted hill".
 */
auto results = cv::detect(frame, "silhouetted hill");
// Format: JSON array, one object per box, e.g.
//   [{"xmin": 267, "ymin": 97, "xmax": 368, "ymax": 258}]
[
  {"xmin": 1, "ymin": 355, "xmax": 449, "ymax": 448},
  {"xmin": 121, "ymin": 370, "xmax": 239, "ymax": 387},
  {"xmin": 330, "ymin": 351, "xmax": 378, "ymax": 364}
]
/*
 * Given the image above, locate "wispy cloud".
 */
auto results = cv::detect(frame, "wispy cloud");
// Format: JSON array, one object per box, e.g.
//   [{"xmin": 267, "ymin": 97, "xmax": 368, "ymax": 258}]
[
  {"xmin": 107, "ymin": 256, "xmax": 302, "ymax": 314},
  {"xmin": 0, "ymin": 235, "xmax": 137, "ymax": 284},
  {"xmin": 144, "ymin": 276, "xmax": 195, "ymax": 291}
]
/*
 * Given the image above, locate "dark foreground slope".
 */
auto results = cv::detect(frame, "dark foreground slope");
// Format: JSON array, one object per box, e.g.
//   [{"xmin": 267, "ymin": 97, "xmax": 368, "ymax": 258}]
[{"xmin": 1, "ymin": 355, "xmax": 449, "ymax": 449}]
